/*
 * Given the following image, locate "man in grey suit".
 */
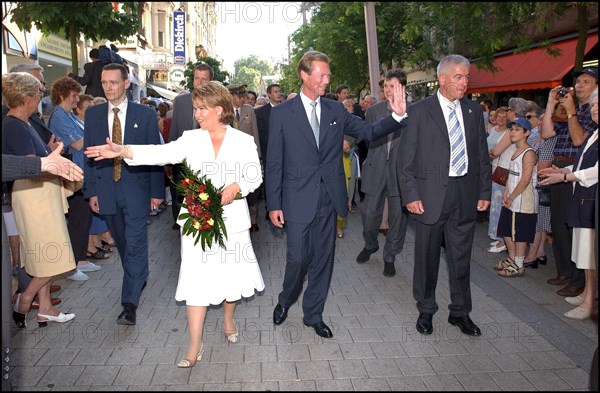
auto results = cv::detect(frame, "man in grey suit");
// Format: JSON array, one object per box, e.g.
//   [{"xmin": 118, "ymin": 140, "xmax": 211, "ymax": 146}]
[
  {"xmin": 357, "ymin": 70, "xmax": 410, "ymax": 278},
  {"xmin": 166, "ymin": 63, "xmax": 213, "ymax": 228},
  {"xmin": 398, "ymin": 54, "xmax": 491, "ymax": 337}
]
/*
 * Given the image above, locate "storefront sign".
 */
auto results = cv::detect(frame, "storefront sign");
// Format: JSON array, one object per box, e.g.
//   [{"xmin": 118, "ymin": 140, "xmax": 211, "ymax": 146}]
[
  {"xmin": 173, "ymin": 11, "xmax": 186, "ymax": 65},
  {"xmin": 144, "ymin": 53, "xmax": 167, "ymax": 69},
  {"xmin": 38, "ymin": 34, "xmax": 71, "ymax": 59},
  {"xmin": 170, "ymin": 65, "xmax": 185, "ymax": 82}
]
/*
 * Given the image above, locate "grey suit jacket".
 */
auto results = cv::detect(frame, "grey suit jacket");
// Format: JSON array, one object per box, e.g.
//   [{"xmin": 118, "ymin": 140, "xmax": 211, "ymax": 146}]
[
  {"xmin": 168, "ymin": 92, "xmax": 195, "ymax": 143},
  {"xmin": 361, "ymin": 100, "xmax": 403, "ymax": 197},
  {"xmin": 235, "ymin": 104, "xmax": 261, "ymax": 157},
  {"xmin": 398, "ymin": 93, "xmax": 491, "ymax": 225}
]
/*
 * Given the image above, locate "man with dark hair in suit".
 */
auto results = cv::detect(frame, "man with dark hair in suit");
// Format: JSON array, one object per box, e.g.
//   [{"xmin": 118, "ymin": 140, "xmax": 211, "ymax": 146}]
[
  {"xmin": 356, "ymin": 69, "xmax": 410, "ymax": 278},
  {"xmin": 69, "ymin": 48, "xmax": 106, "ymax": 98},
  {"xmin": 266, "ymin": 50, "xmax": 407, "ymax": 338},
  {"xmin": 398, "ymin": 54, "xmax": 491, "ymax": 337},
  {"xmin": 84, "ymin": 63, "xmax": 164, "ymax": 325},
  {"xmin": 166, "ymin": 62, "xmax": 214, "ymax": 229},
  {"xmin": 255, "ymin": 83, "xmax": 283, "ymax": 215}
]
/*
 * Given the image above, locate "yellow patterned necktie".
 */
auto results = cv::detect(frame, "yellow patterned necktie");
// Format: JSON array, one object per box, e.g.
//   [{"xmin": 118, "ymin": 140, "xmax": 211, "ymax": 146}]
[
  {"xmin": 112, "ymin": 107, "xmax": 122, "ymax": 181},
  {"xmin": 233, "ymin": 108, "xmax": 239, "ymax": 128}
]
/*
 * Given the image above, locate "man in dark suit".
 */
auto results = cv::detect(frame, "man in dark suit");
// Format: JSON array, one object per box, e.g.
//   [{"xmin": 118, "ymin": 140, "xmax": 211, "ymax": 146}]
[
  {"xmin": 357, "ymin": 70, "xmax": 410, "ymax": 278},
  {"xmin": 83, "ymin": 63, "xmax": 164, "ymax": 325},
  {"xmin": 166, "ymin": 63, "xmax": 213, "ymax": 229},
  {"xmin": 255, "ymin": 83, "xmax": 283, "ymax": 216},
  {"xmin": 69, "ymin": 48, "xmax": 105, "ymax": 98},
  {"xmin": 266, "ymin": 51, "xmax": 407, "ymax": 338},
  {"xmin": 398, "ymin": 54, "xmax": 491, "ymax": 337}
]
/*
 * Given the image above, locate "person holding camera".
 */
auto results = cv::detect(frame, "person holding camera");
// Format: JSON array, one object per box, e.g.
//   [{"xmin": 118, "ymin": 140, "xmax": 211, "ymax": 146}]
[{"xmin": 540, "ymin": 67, "xmax": 598, "ymax": 297}]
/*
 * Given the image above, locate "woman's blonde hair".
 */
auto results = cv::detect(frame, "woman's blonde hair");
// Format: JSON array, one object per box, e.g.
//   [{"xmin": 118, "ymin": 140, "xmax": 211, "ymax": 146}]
[
  {"xmin": 192, "ymin": 81, "xmax": 234, "ymax": 125},
  {"xmin": 2, "ymin": 72, "xmax": 42, "ymax": 109}
]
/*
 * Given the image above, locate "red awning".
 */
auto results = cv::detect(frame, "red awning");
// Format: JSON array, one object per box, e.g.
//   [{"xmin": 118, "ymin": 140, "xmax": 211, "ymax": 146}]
[{"xmin": 466, "ymin": 34, "xmax": 598, "ymax": 94}]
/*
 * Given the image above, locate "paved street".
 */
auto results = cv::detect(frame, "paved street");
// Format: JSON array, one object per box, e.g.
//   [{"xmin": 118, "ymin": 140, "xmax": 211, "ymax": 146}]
[{"xmin": 8, "ymin": 199, "xmax": 597, "ymax": 390}]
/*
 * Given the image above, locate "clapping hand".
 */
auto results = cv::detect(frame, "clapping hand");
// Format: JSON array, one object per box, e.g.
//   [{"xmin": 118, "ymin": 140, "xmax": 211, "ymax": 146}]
[
  {"xmin": 85, "ymin": 137, "xmax": 123, "ymax": 160},
  {"xmin": 538, "ymin": 165, "xmax": 567, "ymax": 186}
]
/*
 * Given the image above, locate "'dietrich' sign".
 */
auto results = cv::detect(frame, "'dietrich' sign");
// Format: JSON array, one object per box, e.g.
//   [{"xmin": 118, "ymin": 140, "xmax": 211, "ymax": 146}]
[{"xmin": 173, "ymin": 11, "xmax": 186, "ymax": 65}]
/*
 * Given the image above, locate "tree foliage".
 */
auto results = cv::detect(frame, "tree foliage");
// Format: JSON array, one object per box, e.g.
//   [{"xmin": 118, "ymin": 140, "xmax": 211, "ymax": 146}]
[
  {"xmin": 181, "ymin": 56, "xmax": 229, "ymax": 91},
  {"xmin": 233, "ymin": 55, "xmax": 274, "ymax": 79},
  {"xmin": 229, "ymin": 55, "xmax": 274, "ymax": 92},
  {"xmin": 232, "ymin": 67, "xmax": 261, "ymax": 92},
  {"xmin": 280, "ymin": 2, "xmax": 585, "ymax": 96},
  {"xmin": 10, "ymin": 2, "xmax": 139, "ymax": 72}
]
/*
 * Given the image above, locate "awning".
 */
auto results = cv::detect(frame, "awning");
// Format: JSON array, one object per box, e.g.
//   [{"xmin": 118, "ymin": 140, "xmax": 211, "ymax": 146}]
[
  {"xmin": 2, "ymin": 14, "xmax": 29, "ymax": 58},
  {"xmin": 146, "ymin": 83, "xmax": 178, "ymax": 100},
  {"xmin": 466, "ymin": 34, "xmax": 598, "ymax": 94}
]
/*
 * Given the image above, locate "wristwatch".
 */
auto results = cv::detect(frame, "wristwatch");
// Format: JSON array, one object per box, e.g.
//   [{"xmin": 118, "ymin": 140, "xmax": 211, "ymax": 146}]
[
  {"xmin": 563, "ymin": 173, "xmax": 568, "ymax": 183},
  {"xmin": 567, "ymin": 113, "xmax": 576, "ymax": 119}
]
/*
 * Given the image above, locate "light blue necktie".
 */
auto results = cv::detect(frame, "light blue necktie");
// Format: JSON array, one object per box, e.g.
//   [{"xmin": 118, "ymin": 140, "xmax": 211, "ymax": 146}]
[
  {"xmin": 448, "ymin": 102, "xmax": 466, "ymax": 176},
  {"xmin": 310, "ymin": 101, "xmax": 320, "ymax": 149}
]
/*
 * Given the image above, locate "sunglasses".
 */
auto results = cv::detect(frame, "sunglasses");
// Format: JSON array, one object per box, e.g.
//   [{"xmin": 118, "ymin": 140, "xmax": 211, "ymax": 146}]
[{"xmin": 525, "ymin": 115, "xmax": 538, "ymax": 119}]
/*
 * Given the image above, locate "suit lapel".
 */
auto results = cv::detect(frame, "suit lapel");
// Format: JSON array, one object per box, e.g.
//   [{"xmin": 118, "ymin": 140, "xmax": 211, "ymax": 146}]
[
  {"xmin": 429, "ymin": 95, "xmax": 450, "ymax": 146},
  {"xmin": 96, "ymin": 103, "xmax": 110, "ymax": 144},
  {"xmin": 291, "ymin": 96, "xmax": 318, "ymax": 149},
  {"xmin": 458, "ymin": 99, "xmax": 474, "ymax": 144},
  {"xmin": 124, "ymin": 104, "xmax": 136, "ymax": 144},
  {"xmin": 319, "ymin": 99, "xmax": 334, "ymax": 148}
]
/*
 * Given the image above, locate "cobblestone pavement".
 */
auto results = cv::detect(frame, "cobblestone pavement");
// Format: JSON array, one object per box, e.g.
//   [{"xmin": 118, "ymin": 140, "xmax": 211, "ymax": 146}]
[{"xmin": 8, "ymin": 199, "xmax": 597, "ymax": 390}]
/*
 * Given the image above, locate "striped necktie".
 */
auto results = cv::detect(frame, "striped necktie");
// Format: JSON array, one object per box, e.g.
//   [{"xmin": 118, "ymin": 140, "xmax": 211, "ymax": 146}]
[{"xmin": 448, "ymin": 102, "xmax": 466, "ymax": 176}]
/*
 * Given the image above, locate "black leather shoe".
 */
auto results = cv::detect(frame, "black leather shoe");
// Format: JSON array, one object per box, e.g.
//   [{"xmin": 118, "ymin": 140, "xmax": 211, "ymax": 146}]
[
  {"xmin": 416, "ymin": 313, "xmax": 433, "ymax": 335},
  {"xmin": 383, "ymin": 262, "xmax": 396, "ymax": 277},
  {"xmin": 304, "ymin": 321, "xmax": 333, "ymax": 338},
  {"xmin": 117, "ymin": 303, "xmax": 137, "ymax": 325},
  {"xmin": 356, "ymin": 247, "xmax": 379, "ymax": 263},
  {"xmin": 448, "ymin": 315, "xmax": 481, "ymax": 336},
  {"xmin": 273, "ymin": 304, "xmax": 288, "ymax": 325}
]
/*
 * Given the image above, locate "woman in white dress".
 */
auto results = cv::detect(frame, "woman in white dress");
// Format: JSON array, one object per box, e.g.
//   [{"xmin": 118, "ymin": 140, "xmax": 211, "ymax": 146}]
[{"xmin": 85, "ymin": 81, "xmax": 265, "ymax": 367}]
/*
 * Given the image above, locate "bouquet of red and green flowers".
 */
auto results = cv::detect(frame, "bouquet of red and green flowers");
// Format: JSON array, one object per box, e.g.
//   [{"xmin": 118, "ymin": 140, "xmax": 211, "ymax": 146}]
[{"xmin": 173, "ymin": 159, "xmax": 240, "ymax": 251}]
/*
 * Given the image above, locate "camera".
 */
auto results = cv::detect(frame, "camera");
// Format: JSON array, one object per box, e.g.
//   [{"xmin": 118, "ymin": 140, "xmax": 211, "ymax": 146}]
[{"xmin": 557, "ymin": 87, "xmax": 571, "ymax": 98}]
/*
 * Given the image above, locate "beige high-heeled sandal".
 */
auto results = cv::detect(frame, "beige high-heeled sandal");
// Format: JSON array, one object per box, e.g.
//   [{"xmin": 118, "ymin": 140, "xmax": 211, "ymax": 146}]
[
  {"xmin": 225, "ymin": 322, "xmax": 238, "ymax": 343},
  {"xmin": 177, "ymin": 343, "xmax": 204, "ymax": 368}
]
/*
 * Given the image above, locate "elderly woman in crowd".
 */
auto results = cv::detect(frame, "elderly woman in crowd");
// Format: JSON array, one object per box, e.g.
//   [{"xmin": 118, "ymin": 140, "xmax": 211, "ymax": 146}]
[
  {"xmin": 49, "ymin": 77, "xmax": 106, "ymax": 277},
  {"xmin": 2, "ymin": 72, "xmax": 76, "ymax": 328}
]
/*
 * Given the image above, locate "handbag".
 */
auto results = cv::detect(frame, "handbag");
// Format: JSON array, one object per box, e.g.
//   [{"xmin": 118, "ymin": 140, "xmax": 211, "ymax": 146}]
[
  {"xmin": 491, "ymin": 166, "xmax": 509, "ymax": 186},
  {"xmin": 537, "ymin": 185, "xmax": 551, "ymax": 207}
]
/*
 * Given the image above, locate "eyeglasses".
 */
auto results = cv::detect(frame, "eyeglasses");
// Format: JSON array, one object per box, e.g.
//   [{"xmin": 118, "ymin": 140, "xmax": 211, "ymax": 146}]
[
  {"xmin": 101, "ymin": 80, "xmax": 122, "ymax": 87},
  {"xmin": 525, "ymin": 115, "xmax": 538, "ymax": 119}
]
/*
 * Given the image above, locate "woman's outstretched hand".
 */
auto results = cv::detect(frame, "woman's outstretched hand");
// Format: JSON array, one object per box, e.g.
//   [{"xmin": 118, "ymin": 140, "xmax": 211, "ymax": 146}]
[{"xmin": 84, "ymin": 137, "xmax": 124, "ymax": 161}]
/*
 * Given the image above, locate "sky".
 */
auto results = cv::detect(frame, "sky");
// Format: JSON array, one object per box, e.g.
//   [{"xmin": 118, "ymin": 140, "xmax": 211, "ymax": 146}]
[{"xmin": 214, "ymin": 2, "xmax": 308, "ymax": 74}]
